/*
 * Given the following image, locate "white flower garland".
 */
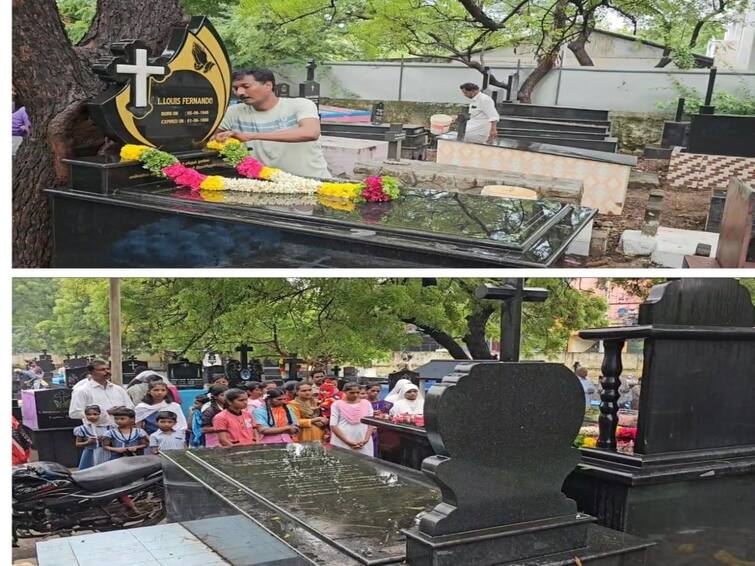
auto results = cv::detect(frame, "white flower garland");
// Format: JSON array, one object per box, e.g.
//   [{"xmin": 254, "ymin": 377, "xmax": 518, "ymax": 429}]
[{"xmin": 222, "ymin": 170, "xmax": 323, "ymax": 195}]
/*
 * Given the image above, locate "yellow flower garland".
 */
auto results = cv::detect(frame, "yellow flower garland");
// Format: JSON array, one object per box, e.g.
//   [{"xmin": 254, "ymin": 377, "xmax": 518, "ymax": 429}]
[
  {"xmin": 199, "ymin": 175, "xmax": 225, "ymax": 191},
  {"xmin": 120, "ymin": 144, "xmax": 152, "ymax": 161}
]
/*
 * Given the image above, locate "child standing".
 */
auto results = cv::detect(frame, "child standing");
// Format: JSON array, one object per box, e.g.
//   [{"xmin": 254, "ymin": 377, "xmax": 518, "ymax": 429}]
[
  {"xmin": 213, "ymin": 389, "xmax": 257, "ymax": 447},
  {"xmin": 188, "ymin": 394, "xmax": 209, "ymax": 447},
  {"xmin": 73, "ymin": 405, "xmax": 111, "ymax": 469},
  {"xmin": 200, "ymin": 384, "xmax": 228, "ymax": 448},
  {"xmin": 135, "ymin": 381, "xmax": 187, "ymax": 435},
  {"xmin": 149, "ymin": 411, "xmax": 187, "ymax": 454},
  {"xmin": 253, "ymin": 388, "xmax": 299, "ymax": 444},
  {"xmin": 102, "ymin": 407, "xmax": 149, "ymax": 458}
]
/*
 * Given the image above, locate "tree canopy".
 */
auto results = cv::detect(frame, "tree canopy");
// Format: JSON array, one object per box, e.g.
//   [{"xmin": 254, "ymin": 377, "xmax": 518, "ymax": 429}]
[{"xmin": 13, "ymin": 278, "xmax": 613, "ymax": 363}]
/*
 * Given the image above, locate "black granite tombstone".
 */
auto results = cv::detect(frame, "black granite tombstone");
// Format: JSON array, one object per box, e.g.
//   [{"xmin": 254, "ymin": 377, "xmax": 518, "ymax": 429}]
[
  {"xmin": 122, "ymin": 356, "xmax": 148, "ymax": 382},
  {"xmin": 167, "ymin": 359, "xmax": 204, "ymax": 389},
  {"xmin": 387, "ymin": 367, "xmax": 420, "ymax": 390},
  {"xmin": 370, "ymin": 102, "xmax": 386, "ymax": 125},
  {"xmin": 403, "ymin": 361, "xmax": 652, "ymax": 565},
  {"xmin": 687, "ymin": 113, "xmax": 755, "ymax": 157},
  {"xmin": 299, "ymin": 59, "xmax": 320, "ymax": 109},
  {"xmin": 563, "ymin": 278, "xmax": 755, "ymax": 565},
  {"xmin": 275, "ymin": 82, "xmax": 291, "ymax": 98},
  {"xmin": 21, "ymin": 388, "xmax": 82, "ymax": 467},
  {"xmin": 36, "ymin": 351, "xmax": 56, "ymax": 377},
  {"xmin": 61, "ymin": 16, "xmax": 232, "ymax": 197},
  {"xmin": 64, "ymin": 356, "xmax": 91, "ymax": 388}
]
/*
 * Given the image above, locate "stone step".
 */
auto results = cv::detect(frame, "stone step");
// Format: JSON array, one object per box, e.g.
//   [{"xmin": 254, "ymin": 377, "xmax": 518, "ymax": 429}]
[
  {"xmin": 498, "ymin": 116, "xmax": 610, "ymax": 135},
  {"xmin": 498, "ymin": 133, "xmax": 618, "ymax": 153},
  {"xmin": 628, "ymin": 170, "xmax": 660, "ymax": 191},
  {"xmin": 497, "ymin": 102, "xmax": 610, "ymax": 123},
  {"xmin": 499, "ymin": 127, "xmax": 610, "ymax": 141}
]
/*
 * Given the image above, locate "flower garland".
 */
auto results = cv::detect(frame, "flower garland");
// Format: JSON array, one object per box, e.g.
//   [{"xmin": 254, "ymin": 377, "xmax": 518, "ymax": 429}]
[{"xmin": 119, "ymin": 139, "xmax": 401, "ymax": 205}]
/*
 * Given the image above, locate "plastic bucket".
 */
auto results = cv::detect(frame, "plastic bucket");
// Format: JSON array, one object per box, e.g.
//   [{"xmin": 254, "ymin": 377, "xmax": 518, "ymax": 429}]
[{"xmin": 429, "ymin": 114, "xmax": 453, "ymax": 135}]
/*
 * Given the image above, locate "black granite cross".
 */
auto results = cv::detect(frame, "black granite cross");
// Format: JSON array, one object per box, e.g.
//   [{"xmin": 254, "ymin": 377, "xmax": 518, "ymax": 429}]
[
  {"xmin": 475, "ymin": 279, "xmax": 549, "ymax": 361},
  {"xmin": 284, "ymin": 354, "xmax": 300, "ymax": 381},
  {"xmin": 236, "ymin": 344, "xmax": 252, "ymax": 371},
  {"xmin": 123, "ymin": 356, "xmax": 141, "ymax": 374}
]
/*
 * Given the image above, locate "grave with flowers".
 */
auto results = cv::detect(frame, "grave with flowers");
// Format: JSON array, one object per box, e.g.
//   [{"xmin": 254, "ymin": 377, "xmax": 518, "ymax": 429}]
[{"xmin": 46, "ymin": 17, "xmax": 596, "ymax": 268}]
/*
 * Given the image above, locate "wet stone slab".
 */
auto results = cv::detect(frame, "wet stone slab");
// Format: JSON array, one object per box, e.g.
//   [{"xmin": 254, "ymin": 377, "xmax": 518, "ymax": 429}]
[{"xmin": 164, "ymin": 443, "xmax": 440, "ymax": 564}]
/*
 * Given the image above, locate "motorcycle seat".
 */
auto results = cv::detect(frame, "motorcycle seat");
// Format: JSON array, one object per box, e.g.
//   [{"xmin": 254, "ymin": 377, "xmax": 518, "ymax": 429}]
[{"xmin": 71, "ymin": 455, "xmax": 162, "ymax": 492}]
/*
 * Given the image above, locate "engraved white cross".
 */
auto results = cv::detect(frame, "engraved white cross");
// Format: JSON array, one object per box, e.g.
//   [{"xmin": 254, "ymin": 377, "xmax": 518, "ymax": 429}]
[{"xmin": 116, "ymin": 48, "xmax": 166, "ymax": 108}]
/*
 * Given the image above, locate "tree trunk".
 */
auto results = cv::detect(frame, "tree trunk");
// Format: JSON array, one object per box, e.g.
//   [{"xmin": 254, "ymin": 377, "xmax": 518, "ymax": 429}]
[
  {"xmin": 517, "ymin": 49, "xmax": 559, "ymax": 104},
  {"xmin": 12, "ymin": 0, "xmax": 186, "ymax": 267},
  {"xmin": 655, "ymin": 47, "xmax": 673, "ymax": 68},
  {"xmin": 461, "ymin": 305, "xmax": 496, "ymax": 360},
  {"xmin": 568, "ymin": 31, "xmax": 594, "ymax": 66},
  {"xmin": 403, "ymin": 318, "xmax": 470, "ymax": 360}
]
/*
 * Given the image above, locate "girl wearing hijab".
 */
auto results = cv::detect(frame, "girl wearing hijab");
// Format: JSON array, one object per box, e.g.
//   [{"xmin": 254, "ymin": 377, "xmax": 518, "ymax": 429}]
[
  {"xmin": 253, "ymin": 388, "xmax": 299, "ymax": 444},
  {"xmin": 330, "ymin": 382, "xmax": 375, "ymax": 456},
  {"xmin": 389, "ymin": 383, "xmax": 424, "ymax": 416},
  {"xmin": 135, "ymin": 381, "xmax": 187, "ymax": 435}
]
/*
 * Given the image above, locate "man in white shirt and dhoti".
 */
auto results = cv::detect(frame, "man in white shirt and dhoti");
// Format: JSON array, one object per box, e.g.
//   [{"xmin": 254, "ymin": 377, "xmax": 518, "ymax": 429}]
[{"xmin": 460, "ymin": 82, "xmax": 500, "ymax": 144}]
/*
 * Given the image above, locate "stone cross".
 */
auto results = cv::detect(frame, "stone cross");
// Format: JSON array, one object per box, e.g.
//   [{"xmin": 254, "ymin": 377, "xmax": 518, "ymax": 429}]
[
  {"xmin": 116, "ymin": 47, "xmax": 167, "ymax": 108},
  {"xmin": 475, "ymin": 279, "xmax": 549, "ymax": 361},
  {"xmin": 236, "ymin": 344, "xmax": 252, "ymax": 371}
]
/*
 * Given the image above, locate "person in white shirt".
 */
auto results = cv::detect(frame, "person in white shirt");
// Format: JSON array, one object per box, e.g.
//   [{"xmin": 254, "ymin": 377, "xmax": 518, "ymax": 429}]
[
  {"xmin": 212, "ymin": 68, "xmax": 331, "ymax": 179},
  {"xmin": 148, "ymin": 411, "xmax": 187, "ymax": 454},
  {"xmin": 459, "ymin": 82, "xmax": 500, "ymax": 144},
  {"xmin": 68, "ymin": 360, "xmax": 134, "ymax": 427}
]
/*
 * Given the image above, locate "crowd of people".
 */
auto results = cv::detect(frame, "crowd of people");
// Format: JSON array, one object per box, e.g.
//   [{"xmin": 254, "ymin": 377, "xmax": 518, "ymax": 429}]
[{"xmin": 66, "ymin": 361, "xmax": 426, "ymax": 470}]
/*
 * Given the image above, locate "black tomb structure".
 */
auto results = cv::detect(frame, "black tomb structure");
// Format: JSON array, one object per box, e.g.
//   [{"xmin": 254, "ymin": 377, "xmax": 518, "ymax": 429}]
[
  {"xmin": 162, "ymin": 361, "xmax": 651, "ymax": 565},
  {"xmin": 562, "ymin": 278, "xmax": 755, "ymax": 565},
  {"xmin": 167, "ymin": 359, "xmax": 204, "ymax": 389},
  {"xmin": 45, "ymin": 19, "xmax": 595, "ymax": 269}
]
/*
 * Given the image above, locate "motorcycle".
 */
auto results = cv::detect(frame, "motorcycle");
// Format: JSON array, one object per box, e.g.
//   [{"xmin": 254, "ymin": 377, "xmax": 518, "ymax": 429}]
[{"xmin": 12, "ymin": 455, "xmax": 165, "ymax": 543}]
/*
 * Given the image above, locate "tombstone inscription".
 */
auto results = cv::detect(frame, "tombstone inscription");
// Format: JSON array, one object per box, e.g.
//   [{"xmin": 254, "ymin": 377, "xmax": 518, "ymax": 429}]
[
  {"xmin": 167, "ymin": 359, "xmax": 204, "ymax": 389},
  {"xmin": 88, "ymin": 16, "xmax": 231, "ymax": 152}
]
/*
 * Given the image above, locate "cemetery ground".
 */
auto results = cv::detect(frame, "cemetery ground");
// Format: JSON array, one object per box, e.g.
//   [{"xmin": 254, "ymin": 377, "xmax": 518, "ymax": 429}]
[{"xmin": 596, "ymin": 156, "xmax": 704, "ymax": 267}]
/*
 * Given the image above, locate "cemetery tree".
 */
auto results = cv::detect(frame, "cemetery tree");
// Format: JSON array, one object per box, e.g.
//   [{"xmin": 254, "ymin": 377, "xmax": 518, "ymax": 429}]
[
  {"xmin": 13, "ymin": 0, "xmax": 187, "ymax": 268},
  {"xmin": 612, "ymin": 0, "xmax": 748, "ymax": 67}
]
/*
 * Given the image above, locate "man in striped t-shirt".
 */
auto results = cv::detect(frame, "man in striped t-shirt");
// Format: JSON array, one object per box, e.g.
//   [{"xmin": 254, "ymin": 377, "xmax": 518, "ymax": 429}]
[
  {"xmin": 213, "ymin": 69, "xmax": 331, "ymax": 179},
  {"xmin": 148, "ymin": 411, "xmax": 187, "ymax": 453}
]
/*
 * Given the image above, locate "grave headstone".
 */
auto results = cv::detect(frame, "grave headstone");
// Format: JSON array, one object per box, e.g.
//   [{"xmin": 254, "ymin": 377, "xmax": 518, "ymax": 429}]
[
  {"xmin": 298, "ymin": 59, "xmax": 320, "ymax": 109},
  {"xmin": 565, "ymin": 278, "xmax": 755, "ymax": 563},
  {"xmin": 122, "ymin": 356, "xmax": 148, "ymax": 382},
  {"xmin": 388, "ymin": 368, "xmax": 419, "ymax": 390},
  {"xmin": 167, "ymin": 359, "xmax": 204, "ymax": 389},
  {"xmin": 36, "ymin": 351, "xmax": 55, "ymax": 376},
  {"xmin": 21, "ymin": 389, "xmax": 82, "ymax": 468},
  {"xmin": 63, "ymin": 356, "xmax": 91, "ymax": 388},
  {"xmin": 370, "ymin": 102, "xmax": 386, "ymax": 125},
  {"xmin": 685, "ymin": 177, "xmax": 755, "ymax": 268},
  {"xmin": 274, "ymin": 82, "xmax": 290, "ymax": 98},
  {"xmin": 88, "ymin": 17, "xmax": 231, "ymax": 152}
]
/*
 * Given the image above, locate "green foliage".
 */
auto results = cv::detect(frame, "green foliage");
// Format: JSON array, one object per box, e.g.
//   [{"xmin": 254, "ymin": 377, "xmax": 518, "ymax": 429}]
[
  {"xmin": 14, "ymin": 278, "xmax": 611, "ymax": 364},
  {"xmin": 12, "ymin": 279, "xmax": 60, "ymax": 353},
  {"xmin": 140, "ymin": 149, "xmax": 179, "ymax": 176},
  {"xmin": 56, "ymin": 0, "xmax": 96, "ymax": 44},
  {"xmin": 217, "ymin": 141, "xmax": 249, "ymax": 166},
  {"xmin": 659, "ymin": 79, "xmax": 755, "ymax": 115}
]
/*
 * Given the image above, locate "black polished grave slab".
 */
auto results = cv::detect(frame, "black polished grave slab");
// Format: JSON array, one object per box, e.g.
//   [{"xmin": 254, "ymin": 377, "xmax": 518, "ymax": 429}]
[
  {"xmin": 162, "ymin": 442, "xmax": 441, "ymax": 565},
  {"xmin": 47, "ymin": 182, "xmax": 595, "ymax": 268},
  {"xmin": 563, "ymin": 278, "xmax": 755, "ymax": 565}
]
